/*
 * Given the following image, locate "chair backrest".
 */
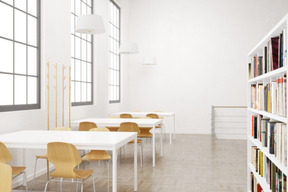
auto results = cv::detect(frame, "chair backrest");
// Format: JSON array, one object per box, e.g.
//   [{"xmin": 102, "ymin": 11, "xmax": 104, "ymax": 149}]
[
  {"xmin": 0, "ymin": 142, "xmax": 12, "ymax": 164},
  {"xmin": 90, "ymin": 127, "xmax": 110, "ymax": 132},
  {"xmin": 53, "ymin": 127, "xmax": 72, "ymax": 131},
  {"xmin": 79, "ymin": 122, "xmax": 97, "ymax": 131},
  {"xmin": 120, "ymin": 113, "xmax": 132, "ymax": 118},
  {"xmin": 146, "ymin": 113, "xmax": 160, "ymax": 119},
  {"xmin": 119, "ymin": 122, "xmax": 140, "ymax": 133},
  {"xmin": 0, "ymin": 163, "xmax": 12, "ymax": 192},
  {"xmin": 47, "ymin": 142, "xmax": 82, "ymax": 178}
]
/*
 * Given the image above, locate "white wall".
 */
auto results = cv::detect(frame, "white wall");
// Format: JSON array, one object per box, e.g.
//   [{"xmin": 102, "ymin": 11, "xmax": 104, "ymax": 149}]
[
  {"xmin": 0, "ymin": 0, "xmax": 130, "ymax": 185},
  {"xmin": 127, "ymin": 0, "xmax": 288, "ymax": 134}
]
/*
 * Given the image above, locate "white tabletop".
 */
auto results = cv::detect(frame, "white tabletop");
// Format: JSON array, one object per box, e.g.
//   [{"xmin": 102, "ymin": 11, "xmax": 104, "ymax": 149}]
[
  {"xmin": 72, "ymin": 118, "xmax": 162, "ymax": 127},
  {"xmin": 113, "ymin": 111, "xmax": 175, "ymax": 116},
  {"xmin": 0, "ymin": 130, "xmax": 137, "ymax": 150}
]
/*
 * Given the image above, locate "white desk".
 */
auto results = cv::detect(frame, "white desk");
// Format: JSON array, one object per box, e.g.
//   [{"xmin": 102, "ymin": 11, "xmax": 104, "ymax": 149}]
[
  {"xmin": 71, "ymin": 118, "xmax": 163, "ymax": 167},
  {"xmin": 0, "ymin": 130, "xmax": 138, "ymax": 192},
  {"xmin": 113, "ymin": 112, "xmax": 176, "ymax": 144}
]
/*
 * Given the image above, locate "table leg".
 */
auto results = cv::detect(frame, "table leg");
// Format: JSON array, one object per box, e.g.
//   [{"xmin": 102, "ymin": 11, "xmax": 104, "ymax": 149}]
[
  {"xmin": 23, "ymin": 149, "xmax": 26, "ymax": 186},
  {"xmin": 173, "ymin": 114, "xmax": 176, "ymax": 140},
  {"xmin": 134, "ymin": 135, "xmax": 137, "ymax": 192},
  {"xmin": 152, "ymin": 125, "xmax": 155, "ymax": 167},
  {"xmin": 160, "ymin": 123, "xmax": 163, "ymax": 156},
  {"xmin": 112, "ymin": 148, "xmax": 117, "ymax": 192},
  {"xmin": 170, "ymin": 116, "xmax": 172, "ymax": 144}
]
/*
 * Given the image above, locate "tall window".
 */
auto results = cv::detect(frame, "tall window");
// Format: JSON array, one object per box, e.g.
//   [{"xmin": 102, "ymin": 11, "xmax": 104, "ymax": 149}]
[
  {"xmin": 109, "ymin": 0, "xmax": 120, "ymax": 103},
  {"xmin": 71, "ymin": 0, "xmax": 93, "ymax": 106},
  {"xmin": 0, "ymin": 0, "xmax": 40, "ymax": 112}
]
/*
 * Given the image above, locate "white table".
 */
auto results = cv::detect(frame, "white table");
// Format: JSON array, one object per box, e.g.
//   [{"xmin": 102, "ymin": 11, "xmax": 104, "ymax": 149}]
[
  {"xmin": 113, "ymin": 112, "xmax": 176, "ymax": 144},
  {"xmin": 0, "ymin": 130, "xmax": 138, "ymax": 192},
  {"xmin": 71, "ymin": 118, "xmax": 163, "ymax": 167}
]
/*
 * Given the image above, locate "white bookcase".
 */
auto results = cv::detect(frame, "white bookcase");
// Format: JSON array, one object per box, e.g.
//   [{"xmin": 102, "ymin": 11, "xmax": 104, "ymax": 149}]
[{"xmin": 247, "ymin": 14, "xmax": 288, "ymax": 192}]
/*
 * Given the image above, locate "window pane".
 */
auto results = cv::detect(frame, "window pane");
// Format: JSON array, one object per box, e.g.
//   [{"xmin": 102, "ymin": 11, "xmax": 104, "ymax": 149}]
[
  {"xmin": 81, "ymin": 82, "xmax": 86, "ymax": 102},
  {"xmin": 0, "ymin": 3, "xmax": 13, "ymax": 39},
  {"xmin": 87, "ymin": 42, "xmax": 91, "ymax": 62},
  {"xmin": 0, "ymin": 38, "xmax": 13, "ymax": 73},
  {"xmin": 28, "ymin": 0, "xmax": 37, "ymax": 16},
  {"xmin": 15, "ymin": 43, "xmax": 27, "ymax": 75},
  {"xmin": 28, "ymin": 15, "xmax": 37, "ymax": 46},
  {"xmin": 15, "ymin": 10, "xmax": 27, "ymax": 43},
  {"xmin": 81, "ymin": 62, "xmax": 87, "ymax": 82},
  {"xmin": 87, "ymin": 64, "xmax": 91, "ymax": 82},
  {"xmin": 71, "ymin": 15, "xmax": 75, "ymax": 35},
  {"xmin": 75, "ymin": 37, "xmax": 80, "ymax": 59},
  {"xmin": 82, "ymin": 41, "xmax": 86, "ymax": 61},
  {"xmin": 76, "ymin": 0, "xmax": 81, "ymax": 16},
  {"xmin": 81, "ymin": 2, "xmax": 86, "ymax": 14},
  {"xmin": 0, "ymin": 74, "xmax": 13, "ymax": 105},
  {"xmin": 75, "ymin": 81, "xmax": 80, "ymax": 102},
  {"xmin": 2, "ymin": 0, "xmax": 13, "ymax": 5},
  {"xmin": 28, "ymin": 46, "xmax": 37, "ymax": 76},
  {"xmin": 71, "ymin": 59, "xmax": 75, "ymax": 80},
  {"xmin": 28, "ymin": 77, "xmax": 37, "ymax": 104},
  {"xmin": 15, "ymin": 0, "xmax": 26, "ymax": 11},
  {"xmin": 75, "ymin": 60, "xmax": 80, "ymax": 81},
  {"xmin": 15, "ymin": 75, "xmax": 27, "ymax": 105},
  {"xmin": 71, "ymin": 35, "xmax": 74, "ymax": 58},
  {"xmin": 87, "ymin": 83, "xmax": 91, "ymax": 101}
]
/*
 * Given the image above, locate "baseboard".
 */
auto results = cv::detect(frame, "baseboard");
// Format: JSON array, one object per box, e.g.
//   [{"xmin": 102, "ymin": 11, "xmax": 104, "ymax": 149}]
[{"xmin": 12, "ymin": 165, "xmax": 54, "ymax": 189}]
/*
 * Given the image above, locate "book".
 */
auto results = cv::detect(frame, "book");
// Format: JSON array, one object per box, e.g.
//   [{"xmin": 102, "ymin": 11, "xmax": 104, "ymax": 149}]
[{"xmin": 271, "ymin": 36, "xmax": 280, "ymax": 70}]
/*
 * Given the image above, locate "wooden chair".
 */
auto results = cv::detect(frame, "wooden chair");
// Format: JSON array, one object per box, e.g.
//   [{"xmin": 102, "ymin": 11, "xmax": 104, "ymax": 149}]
[
  {"xmin": 120, "ymin": 113, "xmax": 132, "ymax": 118},
  {"xmin": 33, "ymin": 127, "xmax": 71, "ymax": 189},
  {"xmin": 146, "ymin": 113, "xmax": 166, "ymax": 140},
  {"xmin": 79, "ymin": 122, "xmax": 97, "ymax": 131},
  {"xmin": 119, "ymin": 122, "xmax": 143, "ymax": 167},
  {"xmin": 106, "ymin": 117, "xmax": 120, "ymax": 132},
  {"xmin": 0, "ymin": 163, "xmax": 12, "ymax": 192},
  {"xmin": 82, "ymin": 127, "xmax": 111, "ymax": 192},
  {"xmin": 0, "ymin": 142, "xmax": 28, "ymax": 192},
  {"xmin": 44, "ymin": 142, "xmax": 95, "ymax": 192}
]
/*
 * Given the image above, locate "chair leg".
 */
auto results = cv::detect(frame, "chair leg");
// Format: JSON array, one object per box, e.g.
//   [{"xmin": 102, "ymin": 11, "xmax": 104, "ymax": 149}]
[
  {"xmin": 76, "ymin": 179, "xmax": 79, "ymax": 192},
  {"xmin": 23, "ymin": 171, "xmax": 28, "ymax": 192},
  {"xmin": 32, "ymin": 157, "xmax": 39, "ymax": 190},
  {"xmin": 46, "ymin": 159, "xmax": 50, "ymax": 180},
  {"xmin": 60, "ymin": 177, "xmax": 63, "ymax": 192},
  {"xmin": 81, "ymin": 180, "xmax": 84, "ymax": 192},
  {"xmin": 139, "ymin": 143, "xmax": 143, "ymax": 168},
  {"xmin": 44, "ymin": 180, "xmax": 50, "ymax": 192},
  {"xmin": 92, "ymin": 176, "xmax": 96, "ymax": 192},
  {"xmin": 107, "ymin": 160, "xmax": 110, "ymax": 192}
]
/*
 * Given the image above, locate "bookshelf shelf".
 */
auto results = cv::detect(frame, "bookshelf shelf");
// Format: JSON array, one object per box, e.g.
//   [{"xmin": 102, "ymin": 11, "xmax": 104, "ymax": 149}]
[
  {"xmin": 248, "ymin": 66, "xmax": 287, "ymax": 84},
  {"xmin": 247, "ymin": 13, "xmax": 288, "ymax": 192},
  {"xmin": 248, "ymin": 136, "xmax": 288, "ymax": 176},
  {"xmin": 248, "ymin": 163, "xmax": 272, "ymax": 192},
  {"xmin": 248, "ymin": 108, "xmax": 287, "ymax": 123}
]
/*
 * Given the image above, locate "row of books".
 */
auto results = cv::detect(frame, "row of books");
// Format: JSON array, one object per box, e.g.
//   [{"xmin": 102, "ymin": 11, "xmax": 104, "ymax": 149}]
[
  {"xmin": 248, "ymin": 29, "xmax": 287, "ymax": 79},
  {"xmin": 252, "ymin": 115, "xmax": 287, "ymax": 166},
  {"xmin": 251, "ymin": 147, "xmax": 287, "ymax": 192},
  {"xmin": 251, "ymin": 75, "xmax": 287, "ymax": 117},
  {"xmin": 251, "ymin": 172, "xmax": 263, "ymax": 192}
]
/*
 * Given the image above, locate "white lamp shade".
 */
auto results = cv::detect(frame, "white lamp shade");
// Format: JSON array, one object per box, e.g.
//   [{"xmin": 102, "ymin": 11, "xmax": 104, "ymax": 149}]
[
  {"xmin": 119, "ymin": 43, "xmax": 138, "ymax": 54},
  {"xmin": 143, "ymin": 56, "xmax": 156, "ymax": 65},
  {"xmin": 75, "ymin": 14, "xmax": 105, "ymax": 34}
]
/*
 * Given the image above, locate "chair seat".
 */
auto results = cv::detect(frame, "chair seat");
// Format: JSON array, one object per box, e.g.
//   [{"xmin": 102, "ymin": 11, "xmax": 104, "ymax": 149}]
[
  {"xmin": 36, "ymin": 154, "xmax": 48, "ymax": 159},
  {"xmin": 12, "ymin": 166, "xmax": 26, "ymax": 176},
  {"xmin": 50, "ymin": 169, "xmax": 93, "ymax": 179},
  {"xmin": 82, "ymin": 150, "xmax": 111, "ymax": 161},
  {"xmin": 129, "ymin": 139, "xmax": 142, "ymax": 143}
]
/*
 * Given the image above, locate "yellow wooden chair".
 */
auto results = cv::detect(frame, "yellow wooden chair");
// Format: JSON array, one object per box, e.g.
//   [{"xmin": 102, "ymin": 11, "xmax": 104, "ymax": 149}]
[
  {"xmin": 120, "ymin": 113, "xmax": 132, "ymax": 118},
  {"xmin": 119, "ymin": 122, "xmax": 143, "ymax": 167},
  {"xmin": 0, "ymin": 163, "xmax": 12, "ymax": 192},
  {"xmin": 0, "ymin": 142, "xmax": 28, "ymax": 192},
  {"xmin": 146, "ymin": 113, "xmax": 166, "ymax": 140},
  {"xmin": 79, "ymin": 122, "xmax": 97, "ymax": 131},
  {"xmin": 32, "ymin": 127, "xmax": 71, "ymax": 189},
  {"xmin": 106, "ymin": 117, "xmax": 120, "ymax": 132},
  {"xmin": 82, "ymin": 127, "xmax": 111, "ymax": 192},
  {"xmin": 44, "ymin": 142, "xmax": 95, "ymax": 192}
]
